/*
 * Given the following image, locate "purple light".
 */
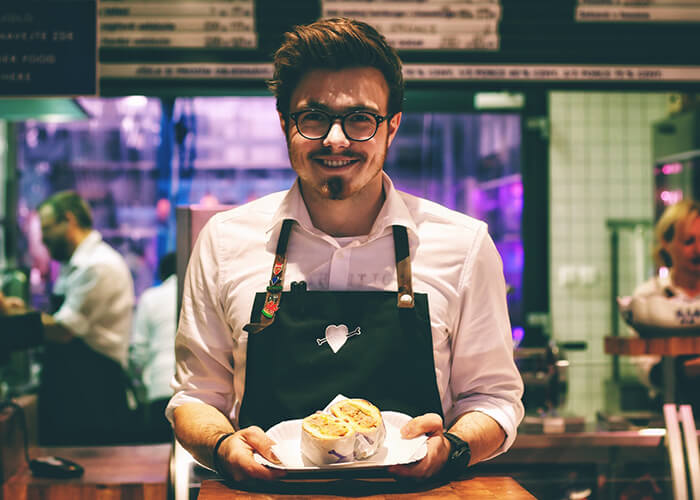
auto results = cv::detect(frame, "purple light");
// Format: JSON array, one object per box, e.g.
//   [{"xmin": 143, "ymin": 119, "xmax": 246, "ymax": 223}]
[
  {"xmin": 661, "ymin": 162, "xmax": 683, "ymax": 175},
  {"xmin": 660, "ymin": 190, "xmax": 683, "ymax": 205},
  {"xmin": 510, "ymin": 182, "xmax": 523, "ymax": 198},
  {"xmin": 512, "ymin": 326, "xmax": 524, "ymax": 347}
]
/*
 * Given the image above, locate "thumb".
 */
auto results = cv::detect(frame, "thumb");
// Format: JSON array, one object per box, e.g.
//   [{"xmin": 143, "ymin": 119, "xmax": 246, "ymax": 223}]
[
  {"xmin": 400, "ymin": 413, "xmax": 444, "ymax": 439},
  {"xmin": 240, "ymin": 426, "xmax": 282, "ymax": 464}
]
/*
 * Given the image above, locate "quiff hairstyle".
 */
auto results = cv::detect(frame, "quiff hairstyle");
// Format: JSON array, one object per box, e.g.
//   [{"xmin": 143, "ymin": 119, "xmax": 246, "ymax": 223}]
[
  {"xmin": 654, "ymin": 199, "xmax": 700, "ymax": 268},
  {"xmin": 38, "ymin": 190, "xmax": 93, "ymax": 229},
  {"xmin": 267, "ymin": 17, "xmax": 404, "ymax": 118}
]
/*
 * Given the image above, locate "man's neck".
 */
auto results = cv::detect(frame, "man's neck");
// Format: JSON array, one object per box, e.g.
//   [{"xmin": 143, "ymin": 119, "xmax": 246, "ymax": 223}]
[
  {"xmin": 68, "ymin": 228, "xmax": 92, "ymax": 258},
  {"xmin": 301, "ymin": 182, "xmax": 385, "ymax": 237}
]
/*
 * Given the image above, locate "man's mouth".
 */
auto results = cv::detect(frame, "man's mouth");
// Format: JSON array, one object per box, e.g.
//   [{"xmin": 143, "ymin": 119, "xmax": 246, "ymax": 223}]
[{"xmin": 313, "ymin": 156, "xmax": 361, "ymax": 168}]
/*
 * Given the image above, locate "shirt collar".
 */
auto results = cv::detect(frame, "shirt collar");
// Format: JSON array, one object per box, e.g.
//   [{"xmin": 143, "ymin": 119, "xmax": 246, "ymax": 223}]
[
  {"xmin": 265, "ymin": 172, "xmax": 419, "ymax": 244},
  {"xmin": 69, "ymin": 230, "xmax": 102, "ymax": 265}
]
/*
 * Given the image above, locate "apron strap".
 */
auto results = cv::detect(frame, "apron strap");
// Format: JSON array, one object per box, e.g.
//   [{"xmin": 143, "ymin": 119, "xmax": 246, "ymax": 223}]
[
  {"xmin": 245, "ymin": 221, "xmax": 415, "ymax": 334},
  {"xmin": 244, "ymin": 219, "xmax": 294, "ymax": 334},
  {"xmin": 392, "ymin": 225, "xmax": 415, "ymax": 309}
]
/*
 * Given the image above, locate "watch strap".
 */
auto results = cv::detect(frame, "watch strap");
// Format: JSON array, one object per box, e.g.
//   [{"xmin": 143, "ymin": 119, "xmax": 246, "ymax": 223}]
[{"xmin": 443, "ymin": 431, "xmax": 471, "ymax": 478}]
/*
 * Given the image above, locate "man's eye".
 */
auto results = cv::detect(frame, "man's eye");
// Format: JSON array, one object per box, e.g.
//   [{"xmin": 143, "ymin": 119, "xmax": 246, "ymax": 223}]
[
  {"xmin": 301, "ymin": 112, "xmax": 327, "ymax": 122},
  {"xmin": 347, "ymin": 113, "xmax": 373, "ymax": 123}
]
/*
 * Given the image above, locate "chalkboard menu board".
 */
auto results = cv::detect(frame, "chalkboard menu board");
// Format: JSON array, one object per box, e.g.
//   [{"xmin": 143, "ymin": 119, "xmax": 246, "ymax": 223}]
[
  {"xmin": 0, "ymin": 0, "xmax": 96, "ymax": 96},
  {"xmin": 5, "ymin": 0, "xmax": 700, "ymax": 96}
]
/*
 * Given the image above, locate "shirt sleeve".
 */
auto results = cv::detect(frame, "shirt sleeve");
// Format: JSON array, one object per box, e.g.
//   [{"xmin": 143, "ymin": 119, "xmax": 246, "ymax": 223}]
[
  {"xmin": 53, "ymin": 263, "xmax": 106, "ymax": 337},
  {"xmin": 446, "ymin": 228, "xmax": 524, "ymax": 459},
  {"xmin": 166, "ymin": 218, "xmax": 236, "ymax": 425},
  {"xmin": 129, "ymin": 293, "xmax": 152, "ymax": 377}
]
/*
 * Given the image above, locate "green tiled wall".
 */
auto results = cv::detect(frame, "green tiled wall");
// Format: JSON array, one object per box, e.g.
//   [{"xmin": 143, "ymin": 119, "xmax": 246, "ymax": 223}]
[{"xmin": 548, "ymin": 92, "xmax": 669, "ymax": 420}]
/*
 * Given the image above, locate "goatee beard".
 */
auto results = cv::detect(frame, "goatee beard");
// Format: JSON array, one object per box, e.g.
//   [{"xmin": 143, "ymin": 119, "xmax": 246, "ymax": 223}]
[{"xmin": 326, "ymin": 177, "xmax": 344, "ymax": 200}]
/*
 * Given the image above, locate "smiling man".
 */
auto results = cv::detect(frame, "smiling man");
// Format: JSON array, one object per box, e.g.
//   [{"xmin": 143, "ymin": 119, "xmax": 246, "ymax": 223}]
[{"xmin": 168, "ymin": 18, "xmax": 523, "ymax": 482}]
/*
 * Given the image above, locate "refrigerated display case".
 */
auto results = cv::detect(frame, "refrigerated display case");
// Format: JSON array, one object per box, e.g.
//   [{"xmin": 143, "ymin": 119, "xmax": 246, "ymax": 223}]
[{"xmin": 653, "ymin": 109, "xmax": 700, "ymax": 216}]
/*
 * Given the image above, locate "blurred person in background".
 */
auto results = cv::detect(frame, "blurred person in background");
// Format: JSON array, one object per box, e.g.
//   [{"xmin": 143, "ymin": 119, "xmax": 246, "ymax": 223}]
[
  {"xmin": 129, "ymin": 251, "xmax": 177, "ymax": 442},
  {"xmin": 630, "ymin": 199, "xmax": 700, "ymax": 411},
  {"xmin": 0, "ymin": 190, "xmax": 135, "ymax": 444}
]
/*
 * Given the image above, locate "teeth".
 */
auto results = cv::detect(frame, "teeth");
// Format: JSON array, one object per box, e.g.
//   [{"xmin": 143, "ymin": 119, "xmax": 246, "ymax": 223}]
[{"xmin": 321, "ymin": 159, "xmax": 353, "ymax": 167}]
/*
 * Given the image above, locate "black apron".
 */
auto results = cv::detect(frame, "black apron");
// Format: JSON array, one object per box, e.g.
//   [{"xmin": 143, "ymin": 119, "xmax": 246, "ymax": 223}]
[
  {"xmin": 238, "ymin": 220, "xmax": 443, "ymax": 431},
  {"xmin": 38, "ymin": 294, "xmax": 132, "ymax": 445}
]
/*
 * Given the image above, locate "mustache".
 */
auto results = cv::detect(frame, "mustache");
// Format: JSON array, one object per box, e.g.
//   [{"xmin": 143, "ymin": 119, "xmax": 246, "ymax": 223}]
[{"xmin": 310, "ymin": 148, "xmax": 364, "ymax": 160}]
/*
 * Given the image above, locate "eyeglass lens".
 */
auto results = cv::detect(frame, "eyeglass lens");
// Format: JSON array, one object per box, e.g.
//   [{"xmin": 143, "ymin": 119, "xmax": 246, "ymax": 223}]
[{"xmin": 297, "ymin": 111, "xmax": 378, "ymax": 141}]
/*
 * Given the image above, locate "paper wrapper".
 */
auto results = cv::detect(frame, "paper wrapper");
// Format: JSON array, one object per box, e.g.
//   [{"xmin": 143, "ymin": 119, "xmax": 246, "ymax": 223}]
[
  {"xmin": 300, "ymin": 414, "xmax": 356, "ymax": 465},
  {"xmin": 326, "ymin": 395, "xmax": 386, "ymax": 460},
  {"xmin": 352, "ymin": 422, "xmax": 386, "ymax": 459}
]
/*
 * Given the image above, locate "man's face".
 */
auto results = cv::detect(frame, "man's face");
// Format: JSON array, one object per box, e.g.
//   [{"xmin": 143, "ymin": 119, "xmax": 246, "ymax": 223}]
[
  {"xmin": 39, "ymin": 205, "xmax": 72, "ymax": 262},
  {"xmin": 281, "ymin": 67, "xmax": 401, "ymax": 201},
  {"xmin": 669, "ymin": 214, "xmax": 700, "ymax": 279}
]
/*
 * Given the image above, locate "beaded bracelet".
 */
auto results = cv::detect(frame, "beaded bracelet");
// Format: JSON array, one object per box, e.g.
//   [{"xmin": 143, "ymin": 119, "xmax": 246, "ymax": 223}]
[{"xmin": 212, "ymin": 432, "xmax": 235, "ymax": 476}]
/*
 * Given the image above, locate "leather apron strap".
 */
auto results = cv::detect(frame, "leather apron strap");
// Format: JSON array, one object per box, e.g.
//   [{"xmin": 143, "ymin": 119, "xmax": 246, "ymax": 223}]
[{"xmin": 245, "ymin": 222, "xmax": 415, "ymax": 336}]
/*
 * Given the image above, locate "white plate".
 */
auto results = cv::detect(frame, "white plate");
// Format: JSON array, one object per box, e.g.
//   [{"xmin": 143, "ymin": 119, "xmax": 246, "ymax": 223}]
[{"xmin": 254, "ymin": 411, "xmax": 427, "ymax": 471}]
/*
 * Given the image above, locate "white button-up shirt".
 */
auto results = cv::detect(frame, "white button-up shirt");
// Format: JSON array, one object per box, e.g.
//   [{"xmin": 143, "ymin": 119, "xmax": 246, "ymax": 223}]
[
  {"xmin": 130, "ymin": 274, "xmax": 177, "ymax": 401},
  {"xmin": 168, "ymin": 173, "xmax": 524, "ymax": 458},
  {"xmin": 53, "ymin": 230, "xmax": 134, "ymax": 367}
]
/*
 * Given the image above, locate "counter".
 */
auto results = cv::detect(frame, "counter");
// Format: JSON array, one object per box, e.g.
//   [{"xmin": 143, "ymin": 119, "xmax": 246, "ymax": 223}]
[
  {"xmin": 1, "ymin": 444, "xmax": 170, "ymax": 500},
  {"xmin": 197, "ymin": 475, "xmax": 536, "ymax": 499}
]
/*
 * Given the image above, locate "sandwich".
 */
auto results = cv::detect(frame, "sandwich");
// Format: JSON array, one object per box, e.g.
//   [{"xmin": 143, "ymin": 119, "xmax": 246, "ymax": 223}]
[
  {"xmin": 300, "ymin": 412, "xmax": 356, "ymax": 465},
  {"xmin": 329, "ymin": 398, "xmax": 386, "ymax": 459}
]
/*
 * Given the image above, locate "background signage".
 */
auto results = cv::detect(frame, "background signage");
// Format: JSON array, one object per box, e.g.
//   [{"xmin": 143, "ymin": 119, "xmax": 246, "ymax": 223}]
[{"xmin": 0, "ymin": 0, "xmax": 96, "ymax": 96}]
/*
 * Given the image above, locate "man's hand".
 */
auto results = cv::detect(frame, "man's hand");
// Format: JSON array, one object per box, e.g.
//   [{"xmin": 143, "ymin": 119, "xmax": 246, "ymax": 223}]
[
  {"xmin": 41, "ymin": 313, "xmax": 74, "ymax": 343},
  {"xmin": 387, "ymin": 413, "xmax": 450, "ymax": 480},
  {"xmin": 0, "ymin": 292, "xmax": 28, "ymax": 315},
  {"xmin": 216, "ymin": 426, "xmax": 286, "ymax": 481}
]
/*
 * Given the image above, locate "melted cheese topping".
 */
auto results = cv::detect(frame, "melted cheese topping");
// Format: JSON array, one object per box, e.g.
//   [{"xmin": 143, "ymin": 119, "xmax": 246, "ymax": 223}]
[
  {"xmin": 304, "ymin": 414, "xmax": 351, "ymax": 437},
  {"xmin": 337, "ymin": 403, "xmax": 376, "ymax": 427}
]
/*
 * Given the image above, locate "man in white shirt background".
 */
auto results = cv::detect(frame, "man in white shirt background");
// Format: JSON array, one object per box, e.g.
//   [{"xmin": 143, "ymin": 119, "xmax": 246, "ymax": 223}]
[
  {"xmin": 168, "ymin": 17, "xmax": 523, "ymax": 482},
  {"xmin": 0, "ymin": 190, "xmax": 135, "ymax": 445},
  {"xmin": 130, "ymin": 251, "xmax": 177, "ymax": 442}
]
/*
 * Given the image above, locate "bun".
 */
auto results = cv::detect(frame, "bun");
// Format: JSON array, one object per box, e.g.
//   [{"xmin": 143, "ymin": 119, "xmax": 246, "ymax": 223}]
[
  {"xmin": 329, "ymin": 399, "xmax": 386, "ymax": 459},
  {"xmin": 300, "ymin": 413, "xmax": 355, "ymax": 465}
]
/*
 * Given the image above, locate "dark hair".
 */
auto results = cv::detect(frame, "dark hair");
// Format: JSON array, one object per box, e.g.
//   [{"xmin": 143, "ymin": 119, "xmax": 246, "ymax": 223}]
[
  {"xmin": 158, "ymin": 252, "xmax": 176, "ymax": 281},
  {"xmin": 268, "ymin": 17, "xmax": 404, "ymax": 117},
  {"xmin": 38, "ymin": 190, "xmax": 93, "ymax": 229}
]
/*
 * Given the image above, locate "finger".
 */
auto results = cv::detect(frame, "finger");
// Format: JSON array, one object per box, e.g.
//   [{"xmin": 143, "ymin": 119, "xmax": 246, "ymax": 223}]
[
  {"xmin": 400, "ymin": 413, "xmax": 443, "ymax": 439},
  {"xmin": 388, "ymin": 459, "xmax": 434, "ymax": 480},
  {"xmin": 388, "ymin": 433, "xmax": 448, "ymax": 480},
  {"xmin": 230, "ymin": 451, "xmax": 286, "ymax": 481},
  {"xmin": 239, "ymin": 426, "xmax": 282, "ymax": 464}
]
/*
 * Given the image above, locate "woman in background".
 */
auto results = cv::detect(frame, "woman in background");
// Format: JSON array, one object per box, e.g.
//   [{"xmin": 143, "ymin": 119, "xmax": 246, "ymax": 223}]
[{"xmin": 632, "ymin": 199, "xmax": 700, "ymax": 410}]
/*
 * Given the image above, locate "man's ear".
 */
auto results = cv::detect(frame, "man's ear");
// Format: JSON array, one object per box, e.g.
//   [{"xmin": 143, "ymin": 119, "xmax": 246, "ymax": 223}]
[
  {"xmin": 386, "ymin": 112, "xmax": 402, "ymax": 149},
  {"xmin": 63, "ymin": 211, "xmax": 79, "ymax": 230}
]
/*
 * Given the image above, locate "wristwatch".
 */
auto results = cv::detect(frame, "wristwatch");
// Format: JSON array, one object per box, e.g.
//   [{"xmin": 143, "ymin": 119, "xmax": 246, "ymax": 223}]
[{"xmin": 442, "ymin": 432, "xmax": 471, "ymax": 477}]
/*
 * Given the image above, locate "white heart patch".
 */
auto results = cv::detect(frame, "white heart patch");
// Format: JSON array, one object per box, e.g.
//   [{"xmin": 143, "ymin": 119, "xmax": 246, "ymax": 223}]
[{"xmin": 325, "ymin": 324, "xmax": 348, "ymax": 353}]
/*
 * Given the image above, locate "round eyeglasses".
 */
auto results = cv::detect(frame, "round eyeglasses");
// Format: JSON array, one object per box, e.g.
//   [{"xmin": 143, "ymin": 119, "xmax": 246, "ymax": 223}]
[{"xmin": 288, "ymin": 109, "xmax": 391, "ymax": 142}]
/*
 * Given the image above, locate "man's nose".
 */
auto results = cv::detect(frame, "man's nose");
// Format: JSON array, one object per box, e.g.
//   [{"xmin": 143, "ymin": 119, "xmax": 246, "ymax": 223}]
[{"xmin": 322, "ymin": 120, "xmax": 350, "ymax": 149}]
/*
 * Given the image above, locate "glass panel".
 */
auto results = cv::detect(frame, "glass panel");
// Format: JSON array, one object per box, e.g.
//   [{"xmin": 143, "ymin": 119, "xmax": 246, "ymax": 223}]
[
  {"xmin": 13, "ymin": 98, "xmax": 523, "ymax": 337},
  {"xmin": 385, "ymin": 112, "xmax": 523, "ymax": 335}
]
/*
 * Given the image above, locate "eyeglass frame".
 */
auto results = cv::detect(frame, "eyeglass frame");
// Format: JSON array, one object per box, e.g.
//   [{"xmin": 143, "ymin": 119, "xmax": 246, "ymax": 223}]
[{"xmin": 287, "ymin": 108, "xmax": 393, "ymax": 142}]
